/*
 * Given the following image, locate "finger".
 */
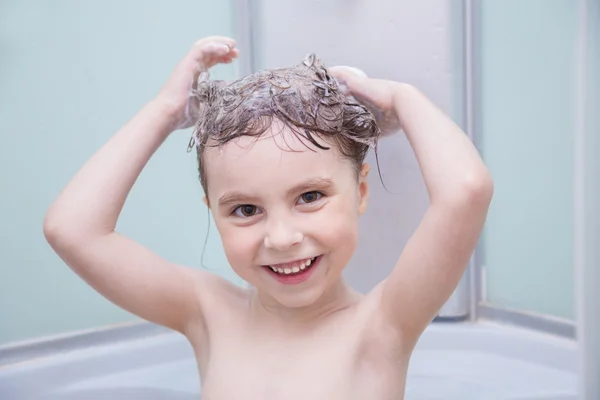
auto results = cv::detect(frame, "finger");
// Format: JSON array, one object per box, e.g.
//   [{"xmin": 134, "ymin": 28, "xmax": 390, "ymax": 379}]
[
  {"xmin": 190, "ymin": 36, "xmax": 234, "ymax": 59},
  {"xmin": 187, "ymin": 46, "xmax": 228, "ymax": 71},
  {"xmin": 206, "ymin": 42, "xmax": 231, "ymax": 56},
  {"xmin": 215, "ymin": 47, "xmax": 239, "ymax": 59},
  {"xmin": 194, "ymin": 36, "xmax": 236, "ymax": 50},
  {"xmin": 333, "ymin": 66, "xmax": 367, "ymax": 78},
  {"xmin": 329, "ymin": 66, "xmax": 367, "ymax": 83},
  {"xmin": 185, "ymin": 37, "xmax": 239, "ymax": 76},
  {"xmin": 219, "ymin": 48, "xmax": 240, "ymax": 63},
  {"xmin": 193, "ymin": 43, "xmax": 237, "ymax": 68},
  {"xmin": 208, "ymin": 47, "xmax": 240, "ymax": 66},
  {"xmin": 329, "ymin": 66, "xmax": 370, "ymax": 96}
]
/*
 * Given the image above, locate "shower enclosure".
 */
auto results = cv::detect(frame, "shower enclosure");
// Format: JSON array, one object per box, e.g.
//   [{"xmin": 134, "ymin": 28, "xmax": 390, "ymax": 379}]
[{"xmin": 0, "ymin": 0, "xmax": 597, "ymax": 399}]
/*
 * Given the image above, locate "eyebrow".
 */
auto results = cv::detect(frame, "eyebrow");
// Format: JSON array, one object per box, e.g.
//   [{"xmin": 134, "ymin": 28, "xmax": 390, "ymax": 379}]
[{"xmin": 217, "ymin": 177, "xmax": 334, "ymax": 207}]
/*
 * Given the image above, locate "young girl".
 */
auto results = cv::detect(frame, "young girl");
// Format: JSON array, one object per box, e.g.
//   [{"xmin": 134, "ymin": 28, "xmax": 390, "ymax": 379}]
[{"xmin": 44, "ymin": 36, "xmax": 493, "ymax": 400}]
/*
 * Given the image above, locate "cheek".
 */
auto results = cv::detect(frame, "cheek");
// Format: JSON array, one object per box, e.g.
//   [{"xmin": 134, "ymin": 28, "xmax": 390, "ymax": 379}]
[
  {"xmin": 214, "ymin": 221, "xmax": 262, "ymax": 269},
  {"xmin": 312, "ymin": 196, "xmax": 360, "ymax": 251}
]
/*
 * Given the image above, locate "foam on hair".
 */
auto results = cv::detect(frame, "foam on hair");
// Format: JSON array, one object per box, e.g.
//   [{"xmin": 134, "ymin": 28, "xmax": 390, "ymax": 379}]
[{"xmin": 189, "ymin": 53, "xmax": 382, "ymax": 195}]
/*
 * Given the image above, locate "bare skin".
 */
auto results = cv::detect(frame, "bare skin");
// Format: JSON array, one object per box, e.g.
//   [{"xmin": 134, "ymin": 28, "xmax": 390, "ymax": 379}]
[{"xmin": 43, "ymin": 37, "xmax": 493, "ymax": 400}]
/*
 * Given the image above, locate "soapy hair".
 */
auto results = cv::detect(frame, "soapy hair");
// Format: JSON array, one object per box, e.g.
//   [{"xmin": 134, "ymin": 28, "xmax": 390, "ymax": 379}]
[{"xmin": 188, "ymin": 53, "xmax": 382, "ymax": 196}]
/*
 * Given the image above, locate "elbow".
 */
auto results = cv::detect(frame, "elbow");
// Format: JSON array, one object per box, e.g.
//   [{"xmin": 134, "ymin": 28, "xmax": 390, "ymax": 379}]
[
  {"xmin": 43, "ymin": 210, "xmax": 65, "ymax": 247},
  {"xmin": 435, "ymin": 168, "xmax": 494, "ymax": 210},
  {"xmin": 460, "ymin": 168, "xmax": 494, "ymax": 208},
  {"xmin": 43, "ymin": 207, "xmax": 110, "ymax": 248},
  {"xmin": 43, "ymin": 208, "xmax": 85, "ymax": 248}
]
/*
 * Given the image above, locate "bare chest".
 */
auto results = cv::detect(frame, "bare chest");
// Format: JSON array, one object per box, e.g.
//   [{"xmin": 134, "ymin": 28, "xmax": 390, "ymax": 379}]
[{"xmin": 196, "ymin": 320, "xmax": 407, "ymax": 400}]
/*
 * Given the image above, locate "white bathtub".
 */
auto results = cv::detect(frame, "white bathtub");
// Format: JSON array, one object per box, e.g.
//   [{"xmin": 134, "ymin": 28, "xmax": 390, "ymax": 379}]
[{"xmin": 0, "ymin": 321, "xmax": 578, "ymax": 399}]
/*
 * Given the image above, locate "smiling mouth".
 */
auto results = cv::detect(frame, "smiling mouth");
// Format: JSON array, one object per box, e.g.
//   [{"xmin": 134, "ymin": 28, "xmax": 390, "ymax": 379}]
[{"xmin": 266, "ymin": 256, "xmax": 319, "ymax": 276}]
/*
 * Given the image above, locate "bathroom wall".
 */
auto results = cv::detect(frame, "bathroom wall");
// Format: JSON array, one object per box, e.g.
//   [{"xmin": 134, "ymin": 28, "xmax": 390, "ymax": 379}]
[
  {"xmin": 478, "ymin": 0, "xmax": 577, "ymax": 320},
  {"xmin": 0, "ymin": 1, "xmax": 239, "ymax": 347}
]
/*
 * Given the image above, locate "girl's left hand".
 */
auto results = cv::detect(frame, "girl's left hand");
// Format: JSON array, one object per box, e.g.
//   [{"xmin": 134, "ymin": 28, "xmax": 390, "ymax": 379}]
[{"xmin": 329, "ymin": 66, "xmax": 402, "ymax": 135}]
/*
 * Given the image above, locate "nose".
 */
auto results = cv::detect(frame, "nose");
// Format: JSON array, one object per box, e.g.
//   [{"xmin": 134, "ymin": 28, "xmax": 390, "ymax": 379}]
[{"xmin": 264, "ymin": 217, "xmax": 303, "ymax": 250}]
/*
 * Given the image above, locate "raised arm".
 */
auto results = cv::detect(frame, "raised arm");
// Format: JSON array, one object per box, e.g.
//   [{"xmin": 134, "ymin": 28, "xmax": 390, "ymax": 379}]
[
  {"xmin": 382, "ymin": 83, "xmax": 493, "ymax": 341},
  {"xmin": 330, "ymin": 68, "xmax": 493, "ymax": 345},
  {"xmin": 43, "ymin": 37, "xmax": 239, "ymax": 334}
]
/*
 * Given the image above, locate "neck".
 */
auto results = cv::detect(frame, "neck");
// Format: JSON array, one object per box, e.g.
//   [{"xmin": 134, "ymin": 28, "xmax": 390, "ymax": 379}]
[{"xmin": 248, "ymin": 278, "xmax": 362, "ymax": 331}]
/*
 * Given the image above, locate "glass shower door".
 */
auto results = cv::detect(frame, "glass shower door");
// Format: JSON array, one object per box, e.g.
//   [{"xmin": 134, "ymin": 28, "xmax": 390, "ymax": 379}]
[{"xmin": 477, "ymin": 0, "xmax": 578, "ymax": 322}]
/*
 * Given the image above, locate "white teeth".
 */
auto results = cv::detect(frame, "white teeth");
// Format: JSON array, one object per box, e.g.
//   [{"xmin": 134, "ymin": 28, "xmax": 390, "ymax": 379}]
[{"xmin": 268, "ymin": 256, "xmax": 318, "ymax": 275}]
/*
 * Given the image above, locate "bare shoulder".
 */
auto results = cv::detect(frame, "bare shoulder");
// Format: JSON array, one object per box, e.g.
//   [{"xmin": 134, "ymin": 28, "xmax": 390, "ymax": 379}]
[
  {"xmin": 184, "ymin": 268, "xmax": 250, "ymax": 335},
  {"xmin": 187, "ymin": 268, "xmax": 249, "ymax": 320}
]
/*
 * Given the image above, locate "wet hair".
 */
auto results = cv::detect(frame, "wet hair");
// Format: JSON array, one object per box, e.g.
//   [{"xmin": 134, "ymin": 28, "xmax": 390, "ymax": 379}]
[{"xmin": 188, "ymin": 53, "xmax": 382, "ymax": 196}]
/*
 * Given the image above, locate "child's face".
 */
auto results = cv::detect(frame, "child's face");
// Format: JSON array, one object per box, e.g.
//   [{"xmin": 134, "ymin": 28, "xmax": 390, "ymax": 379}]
[{"xmin": 203, "ymin": 124, "xmax": 370, "ymax": 308}]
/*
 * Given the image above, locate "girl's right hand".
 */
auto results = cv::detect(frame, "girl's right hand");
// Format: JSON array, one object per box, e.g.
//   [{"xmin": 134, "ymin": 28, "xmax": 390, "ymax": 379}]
[
  {"xmin": 155, "ymin": 36, "xmax": 239, "ymax": 130},
  {"xmin": 329, "ymin": 66, "xmax": 403, "ymax": 136}
]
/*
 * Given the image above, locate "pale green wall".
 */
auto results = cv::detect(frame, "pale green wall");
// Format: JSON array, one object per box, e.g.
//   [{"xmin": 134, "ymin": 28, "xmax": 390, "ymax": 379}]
[
  {"xmin": 0, "ymin": 1, "xmax": 242, "ymax": 347},
  {"xmin": 478, "ymin": 0, "xmax": 577, "ymax": 319}
]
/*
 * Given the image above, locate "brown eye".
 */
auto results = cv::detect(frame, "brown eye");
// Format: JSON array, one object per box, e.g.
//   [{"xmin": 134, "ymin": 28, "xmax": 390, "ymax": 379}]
[
  {"xmin": 234, "ymin": 205, "xmax": 259, "ymax": 217},
  {"xmin": 299, "ymin": 191, "xmax": 322, "ymax": 204}
]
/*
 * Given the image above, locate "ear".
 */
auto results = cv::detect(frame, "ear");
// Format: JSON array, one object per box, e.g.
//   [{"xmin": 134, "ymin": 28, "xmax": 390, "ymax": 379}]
[
  {"xmin": 358, "ymin": 163, "xmax": 370, "ymax": 215},
  {"xmin": 202, "ymin": 195, "xmax": 210, "ymax": 208}
]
